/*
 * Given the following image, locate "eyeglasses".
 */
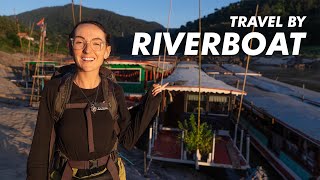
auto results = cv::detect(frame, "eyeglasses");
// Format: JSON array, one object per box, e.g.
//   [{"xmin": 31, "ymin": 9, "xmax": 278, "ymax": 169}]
[{"xmin": 70, "ymin": 37, "xmax": 106, "ymax": 51}]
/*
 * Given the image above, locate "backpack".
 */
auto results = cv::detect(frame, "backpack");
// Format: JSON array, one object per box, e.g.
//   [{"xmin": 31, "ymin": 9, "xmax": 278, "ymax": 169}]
[{"xmin": 48, "ymin": 64, "xmax": 122, "ymax": 180}]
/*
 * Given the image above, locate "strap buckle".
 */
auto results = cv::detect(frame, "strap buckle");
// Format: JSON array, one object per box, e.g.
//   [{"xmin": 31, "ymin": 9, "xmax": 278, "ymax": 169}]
[
  {"xmin": 89, "ymin": 159, "xmax": 98, "ymax": 169},
  {"xmin": 110, "ymin": 151, "xmax": 118, "ymax": 162}
]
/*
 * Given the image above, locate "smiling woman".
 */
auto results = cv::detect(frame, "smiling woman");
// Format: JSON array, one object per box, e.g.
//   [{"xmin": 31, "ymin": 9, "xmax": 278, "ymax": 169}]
[{"xmin": 26, "ymin": 21, "xmax": 168, "ymax": 180}]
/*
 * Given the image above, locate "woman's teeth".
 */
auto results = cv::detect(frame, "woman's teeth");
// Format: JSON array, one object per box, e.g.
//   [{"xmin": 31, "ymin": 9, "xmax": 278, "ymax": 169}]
[{"xmin": 82, "ymin": 57, "xmax": 94, "ymax": 61}]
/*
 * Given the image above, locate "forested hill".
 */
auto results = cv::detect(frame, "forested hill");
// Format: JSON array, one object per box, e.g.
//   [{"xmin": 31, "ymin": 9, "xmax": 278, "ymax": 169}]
[
  {"xmin": 13, "ymin": 4, "xmax": 164, "ymax": 38},
  {"xmin": 176, "ymin": 0, "xmax": 320, "ymax": 55},
  {"xmin": 1, "ymin": 4, "xmax": 164, "ymax": 54},
  {"xmin": 1, "ymin": 1, "xmax": 319, "ymax": 55}
]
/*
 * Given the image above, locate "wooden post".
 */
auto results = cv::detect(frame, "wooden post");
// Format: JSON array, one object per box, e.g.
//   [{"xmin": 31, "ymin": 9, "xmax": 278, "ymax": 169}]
[
  {"xmin": 153, "ymin": 67, "xmax": 156, "ymax": 83},
  {"xmin": 150, "ymin": 68, "xmax": 153, "ymax": 80},
  {"xmin": 184, "ymin": 93, "xmax": 188, "ymax": 112},
  {"xmin": 144, "ymin": 70, "xmax": 148, "ymax": 90},
  {"xmin": 145, "ymin": 70, "xmax": 148, "ymax": 81},
  {"xmin": 30, "ymin": 29, "xmax": 43, "ymax": 106},
  {"xmin": 206, "ymin": 94, "xmax": 209, "ymax": 112}
]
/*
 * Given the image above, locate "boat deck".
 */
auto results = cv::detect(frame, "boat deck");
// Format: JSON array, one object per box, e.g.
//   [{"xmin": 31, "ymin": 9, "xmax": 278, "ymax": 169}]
[{"xmin": 151, "ymin": 129, "xmax": 248, "ymax": 169}]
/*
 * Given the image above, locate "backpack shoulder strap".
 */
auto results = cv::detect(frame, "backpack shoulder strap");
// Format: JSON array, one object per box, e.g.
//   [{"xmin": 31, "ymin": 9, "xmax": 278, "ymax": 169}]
[
  {"xmin": 49, "ymin": 73, "xmax": 74, "ymax": 174},
  {"xmin": 101, "ymin": 77, "xmax": 120, "ymax": 136},
  {"xmin": 52, "ymin": 73, "xmax": 74, "ymax": 122}
]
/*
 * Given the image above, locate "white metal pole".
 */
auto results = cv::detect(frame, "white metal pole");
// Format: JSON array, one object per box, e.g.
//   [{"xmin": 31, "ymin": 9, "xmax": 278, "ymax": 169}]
[
  {"xmin": 154, "ymin": 116, "xmax": 159, "ymax": 140},
  {"xmin": 196, "ymin": 149, "xmax": 200, "ymax": 170},
  {"xmin": 148, "ymin": 127, "xmax": 152, "ymax": 156},
  {"xmin": 152, "ymin": 120, "xmax": 156, "ymax": 147},
  {"xmin": 211, "ymin": 131, "xmax": 216, "ymax": 163},
  {"xmin": 246, "ymin": 134, "xmax": 250, "ymax": 165},
  {"xmin": 240, "ymin": 129, "xmax": 244, "ymax": 153},
  {"xmin": 233, "ymin": 123, "xmax": 238, "ymax": 146}
]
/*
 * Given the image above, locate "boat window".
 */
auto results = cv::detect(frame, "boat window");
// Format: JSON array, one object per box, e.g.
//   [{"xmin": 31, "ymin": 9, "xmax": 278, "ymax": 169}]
[
  {"xmin": 208, "ymin": 95, "xmax": 229, "ymax": 114},
  {"xmin": 187, "ymin": 94, "xmax": 206, "ymax": 113}
]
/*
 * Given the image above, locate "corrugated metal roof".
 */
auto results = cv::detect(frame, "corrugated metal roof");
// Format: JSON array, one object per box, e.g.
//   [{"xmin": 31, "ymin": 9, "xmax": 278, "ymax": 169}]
[
  {"xmin": 162, "ymin": 62, "xmax": 244, "ymax": 95},
  {"xmin": 212, "ymin": 64, "xmax": 320, "ymax": 145}
]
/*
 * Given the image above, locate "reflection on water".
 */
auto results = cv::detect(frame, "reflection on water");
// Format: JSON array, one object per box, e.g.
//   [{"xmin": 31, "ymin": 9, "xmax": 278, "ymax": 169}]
[{"xmin": 250, "ymin": 65, "xmax": 320, "ymax": 92}]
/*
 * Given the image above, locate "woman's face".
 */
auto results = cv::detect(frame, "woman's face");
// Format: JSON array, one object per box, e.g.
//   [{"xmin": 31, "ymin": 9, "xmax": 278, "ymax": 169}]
[{"xmin": 72, "ymin": 24, "xmax": 111, "ymax": 73}]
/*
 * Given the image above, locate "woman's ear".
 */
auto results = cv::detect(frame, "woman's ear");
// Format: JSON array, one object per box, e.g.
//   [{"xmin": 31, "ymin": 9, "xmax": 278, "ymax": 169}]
[{"xmin": 104, "ymin": 45, "xmax": 111, "ymax": 59}]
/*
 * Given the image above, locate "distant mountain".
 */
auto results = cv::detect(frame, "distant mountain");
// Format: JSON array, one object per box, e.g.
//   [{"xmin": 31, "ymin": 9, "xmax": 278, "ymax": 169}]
[{"xmin": 7, "ymin": 4, "xmax": 164, "ymax": 54}]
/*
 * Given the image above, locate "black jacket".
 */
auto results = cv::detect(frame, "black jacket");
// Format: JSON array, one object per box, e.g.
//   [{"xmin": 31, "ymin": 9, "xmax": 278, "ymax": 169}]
[{"xmin": 27, "ymin": 78, "xmax": 161, "ymax": 179}]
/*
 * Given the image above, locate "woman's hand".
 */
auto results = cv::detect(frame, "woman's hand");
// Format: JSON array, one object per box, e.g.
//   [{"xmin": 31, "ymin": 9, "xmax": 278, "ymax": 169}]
[{"xmin": 152, "ymin": 82, "xmax": 169, "ymax": 97}]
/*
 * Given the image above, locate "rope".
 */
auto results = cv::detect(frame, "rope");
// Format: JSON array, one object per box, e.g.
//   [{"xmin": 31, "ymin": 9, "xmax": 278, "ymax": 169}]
[{"xmin": 118, "ymin": 152, "xmax": 134, "ymax": 165}]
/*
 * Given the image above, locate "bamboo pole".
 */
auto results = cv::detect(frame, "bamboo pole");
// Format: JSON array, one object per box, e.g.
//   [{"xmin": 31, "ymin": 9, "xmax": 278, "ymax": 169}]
[
  {"xmin": 234, "ymin": 4, "xmax": 259, "ymax": 144},
  {"xmin": 160, "ymin": 0, "xmax": 172, "ymax": 85},
  {"xmin": 38, "ymin": 24, "xmax": 46, "ymax": 101},
  {"xmin": 197, "ymin": 0, "xmax": 202, "ymax": 143},
  {"xmin": 196, "ymin": 0, "xmax": 202, "ymax": 170},
  {"xmin": 29, "ymin": 26, "xmax": 43, "ymax": 105},
  {"xmin": 71, "ymin": 0, "xmax": 76, "ymax": 26},
  {"xmin": 79, "ymin": 0, "xmax": 82, "ymax": 22}
]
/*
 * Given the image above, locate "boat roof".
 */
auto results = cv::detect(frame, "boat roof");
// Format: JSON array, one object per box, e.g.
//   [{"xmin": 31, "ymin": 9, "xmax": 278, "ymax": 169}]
[
  {"xmin": 213, "ymin": 64, "xmax": 320, "ymax": 145},
  {"xmin": 244, "ymin": 86, "xmax": 320, "ymax": 146},
  {"xmin": 222, "ymin": 64, "xmax": 262, "ymax": 76},
  {"xmin": 107, "ymin": 59, "xmax": 175, "ymax": 71},
  {"xmin": 162, "ymin": 61, "xmax": 244, "ymax": 95},
  {"xmin": 202, "ymin": 64, "xmax": 232, "ymax": 75}
]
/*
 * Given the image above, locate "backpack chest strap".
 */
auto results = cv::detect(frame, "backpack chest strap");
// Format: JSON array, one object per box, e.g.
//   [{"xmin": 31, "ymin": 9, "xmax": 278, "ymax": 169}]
[{"xmin": 66, "ymin": 102, "xmax": 109, "ymax": 110}]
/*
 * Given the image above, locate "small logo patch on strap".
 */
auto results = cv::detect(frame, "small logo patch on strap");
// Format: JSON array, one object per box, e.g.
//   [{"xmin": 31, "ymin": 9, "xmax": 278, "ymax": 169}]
[{"xmin": 95, "ymin": 102, "xmax": 109, "ymax": 111}]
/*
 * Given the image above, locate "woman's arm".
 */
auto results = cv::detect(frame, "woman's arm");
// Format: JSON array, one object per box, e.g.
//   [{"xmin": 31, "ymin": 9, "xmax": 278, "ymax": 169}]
[
  {"xmin": 27, "ymin": 85, "xmax": 55, "ymax": 180},
  {"xmin": 115, "ymin": 84, "xmax": 167, "ymax": 150}
]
